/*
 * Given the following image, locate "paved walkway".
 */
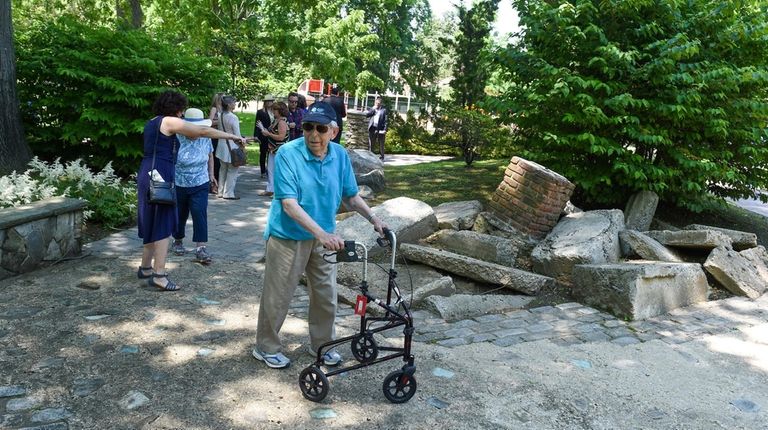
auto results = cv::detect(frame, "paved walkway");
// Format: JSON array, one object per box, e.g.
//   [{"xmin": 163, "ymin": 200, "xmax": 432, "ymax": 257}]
[{"xmin": 2, "ymin": 156, "xmax": 768, "ymax": 429}]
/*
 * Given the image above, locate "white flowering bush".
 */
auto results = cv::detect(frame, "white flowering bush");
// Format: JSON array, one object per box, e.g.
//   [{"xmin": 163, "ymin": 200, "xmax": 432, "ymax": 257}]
[{"xmin": 0, "ymin": 157, "xmax": 136, "ymax": 229}]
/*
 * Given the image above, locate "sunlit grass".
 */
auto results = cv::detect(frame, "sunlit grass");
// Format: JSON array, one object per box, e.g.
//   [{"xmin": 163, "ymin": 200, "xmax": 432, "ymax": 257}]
[{"xmin": 373, "ymin": 158, "xmax": 508, "ymax": 207}]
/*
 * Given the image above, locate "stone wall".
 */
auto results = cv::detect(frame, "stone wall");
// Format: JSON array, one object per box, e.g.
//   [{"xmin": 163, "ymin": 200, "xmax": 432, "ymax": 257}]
[
  {"xmin": 345, "ymin": 110, "xmax": 370, "ymax": 150},
  {"xmin": 489, "ymin": 157, "xmax": 575, "ymax": 239},
  {"xmin": 0, "ymin": 197, "xmax": 87, "ymax": 280}
]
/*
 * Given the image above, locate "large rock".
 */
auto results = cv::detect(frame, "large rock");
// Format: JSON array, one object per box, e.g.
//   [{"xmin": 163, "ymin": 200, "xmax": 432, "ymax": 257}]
[
  {"xmin": 433, "ymin": 200, "xmax": 483, "ymax": 230},
  {"xmin": 422, "ymin": 229, "xmax": 532, "ymax": 268},
  {"xmin": 624, "ymin": 191, "xmax": 659, "ymax": 232},
  {"xmin": 740, "ymin": 246, "xmax": 768, "ymax": 284},
  {"xmin": 355, "ymin": 169, "xmax": 385, "ymax": 193},
  {"xmin": 684, "ymin": 224, "xmax": 757, "ymax": 251},
  {"xmin": 703, "ymin": 246, "xmax": 767, "ymax": 299},
  {"xmin": 531, "ymin": 210, "xmax": 624, "ymax": 282},
  {"xmin": 412, "ymin": 276, "xmax": 456, "ymax": 307},
  {"xmin": 572, "ymin": 262, "xmax": 709, "ymax": 320},
  {"xmin": 619, "ymin": 230, "xmax": 683, "ymax": 262},
  {"xmin": 399, "ymin": 243, "xmax": 554, "ymax": 295},
  {"xmin": 335, "ymin": 197, "xmax": 438, "ymax": 258},
  {"xmin": 336, "ymin": 262, "xmax": 444, "ymax": 291},
  {"xmin": 645, "ymin": 230, "xmax": 733, "ymax": 250},
  {"xmin": 423, "ymin": 294, "xmax": 534, "ymax": 321},
  {"xmin": 348, "ymin": 148, "xmax": 384, "ymax": 174}
]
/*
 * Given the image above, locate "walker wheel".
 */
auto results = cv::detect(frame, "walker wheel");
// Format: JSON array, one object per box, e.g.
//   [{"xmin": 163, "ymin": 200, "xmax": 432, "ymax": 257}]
[
  {"xmin": 382, "ymin": 370, "xmax": 417, "ymax": 403},
  {"xmin": 299, "ymin": 366, "xmax": 329, "ymax": 402},
  {"xmin": 351, "ymin": 333, "xmax": 378, "ymax": 363}
]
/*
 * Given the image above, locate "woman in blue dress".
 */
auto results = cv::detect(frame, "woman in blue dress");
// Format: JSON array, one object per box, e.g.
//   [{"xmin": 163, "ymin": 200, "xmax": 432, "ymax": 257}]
[{"xmin": 137, "ymin": 91, "xmax": 248, "ymax": 291}]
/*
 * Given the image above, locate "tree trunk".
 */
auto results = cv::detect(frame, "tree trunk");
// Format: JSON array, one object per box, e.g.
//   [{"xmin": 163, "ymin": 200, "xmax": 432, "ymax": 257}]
[
  {"xmin": 116, "ymin": 0, "xmax": 143, "ymax": 29},
  {"xmin": 0, "ymin": 1, "xmax": 32, "ymax": 175},
  {"xmin": 130, "ymin": 0, "xmax": 143, "ymax": 29}
]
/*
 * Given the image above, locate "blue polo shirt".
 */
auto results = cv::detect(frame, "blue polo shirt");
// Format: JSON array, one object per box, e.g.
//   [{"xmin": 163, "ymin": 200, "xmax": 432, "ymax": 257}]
[{"xmin": 264, "ymin": 137, "xmax": 358, "ymax": 241}]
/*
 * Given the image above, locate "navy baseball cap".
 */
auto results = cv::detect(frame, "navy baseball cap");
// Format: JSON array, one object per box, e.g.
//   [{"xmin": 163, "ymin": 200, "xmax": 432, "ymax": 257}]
[{"xmin": 303, "ymin": 101, "xmax": 336, "ymax": 125}]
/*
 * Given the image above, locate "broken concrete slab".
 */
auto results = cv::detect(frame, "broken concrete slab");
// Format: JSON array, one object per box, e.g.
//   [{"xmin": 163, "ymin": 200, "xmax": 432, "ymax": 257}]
[
  {"xmin": 423, "ymin": 294, "xmax": 534, "ymax": 321},
  {"xmin": 531, "ymin": 210, "xmax": 624, "ymax": 282},
  {"xmin": 645, "ymin": 230, "xmax": 732, "ymax": 250},
  {"xmin": 336, "ymin": 262, "xmax": 444, "ymax": 292},
  {"xmin": 572, "ymin": 262, "xmax": 709, "ymax": 320},
  {"xmin": 619, "ymin": 230, "xmax": 683, "ymax": 262},
  {"xmin": 624, "ymin": 191, "xmax": 659, "ymax": 232},
  {"xmin": 684, "ymin": 224, "xmax": 757, "ymax": 251},
  {"xmin": 412, "ymin": 276, "xmax": 456, "ymax": 307},
  {"xmin": 740, "ymin": 246, "xmax": 768, "ymax": 284},
  {"xmin": 335, "ymin": 197, "xmax": 438, "ymax": 259},
  {"xmin": 400, "ymin": 243, "xmax": 554, "ymax": 295},
  {"xmin": 422, "ymin": 229, "xmax": 533, "ymax": 268},
  {"xmin": 433, "ymin": 200, "xmax": 483, "ymax": 230},
  {"xmin": 703, "ymin": 246, "xmax": 767, "ymax": 299}
]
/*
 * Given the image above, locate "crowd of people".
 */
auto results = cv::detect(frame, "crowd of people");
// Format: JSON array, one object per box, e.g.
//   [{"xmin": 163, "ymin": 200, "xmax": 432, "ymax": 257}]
[{"xmin": 136, "ymin": 89, "xmax": 388, "ymax": 370}]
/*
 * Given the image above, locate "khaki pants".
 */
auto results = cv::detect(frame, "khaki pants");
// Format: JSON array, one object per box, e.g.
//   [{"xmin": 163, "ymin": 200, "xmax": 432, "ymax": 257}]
[
  {"xmin": 217, "ymin": 161, "xmax": 239, "ymax": 198},
  {"xmin": 256, "ymin": 236, "xmax": 337, "ymax": 353}
]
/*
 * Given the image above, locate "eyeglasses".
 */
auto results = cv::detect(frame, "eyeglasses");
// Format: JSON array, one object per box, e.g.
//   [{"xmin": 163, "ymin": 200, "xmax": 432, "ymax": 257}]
[
  {"xmin": 288, "ymin": 99, "xmax": 298, "ymax": 104},
  {"xmin": 302, "ymin": 123, "xmax": 329, "ymax": 133}
]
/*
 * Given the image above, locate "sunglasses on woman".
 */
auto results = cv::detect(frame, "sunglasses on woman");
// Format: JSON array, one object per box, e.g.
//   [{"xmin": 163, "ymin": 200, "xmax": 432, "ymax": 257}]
[{"xmin": 302, "ymin": 123, "xmax": 329, "ymax": 133}]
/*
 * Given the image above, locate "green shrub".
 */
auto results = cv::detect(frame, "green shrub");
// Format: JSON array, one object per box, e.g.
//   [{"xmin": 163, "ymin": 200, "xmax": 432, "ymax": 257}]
[
  {"xmin": 433, "ymin": 106, "xmax": 515, "ymax": 165},
  {"xmin": 15, "ymin": 17, "xmax": 227, "ymax": 176},
  {"xmin": 0, "ymin": 158, "xmax": 136, "ymax": 229}
]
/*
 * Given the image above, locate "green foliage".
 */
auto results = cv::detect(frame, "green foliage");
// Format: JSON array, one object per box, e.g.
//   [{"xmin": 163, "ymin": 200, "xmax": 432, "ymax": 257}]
[
  {"xmin": 386, "ymin": 110, "xmax": 440, "ymax": 155},
  {"xmin": 495, "ymin": 0, "xmax": 768, "ymax": 210},
  {"xmin": 433, "ymin": 106, "xmax": 515, "ymax": 165},
  {"xmin": 0, "ymin": 157, "xmax": 136, "ymax": 229},
  {"xmin": 15, "ymin": 17, "xmax": 226, "ymax": 175},
  {"xmin": 449, "ymin": 0, "xmax": 500, "ymax": 108}
]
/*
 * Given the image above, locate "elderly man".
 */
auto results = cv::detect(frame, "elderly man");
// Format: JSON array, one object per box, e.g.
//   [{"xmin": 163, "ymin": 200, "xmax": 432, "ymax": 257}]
[{"xmin": 253, "ymin": 101, "xmax": 387, "ymax": 369}]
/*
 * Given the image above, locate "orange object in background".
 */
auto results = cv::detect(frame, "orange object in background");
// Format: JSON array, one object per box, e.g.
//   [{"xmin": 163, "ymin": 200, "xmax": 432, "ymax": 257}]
[{"xmin": 307, "ymin": 79, "xmax": 324, "ymax": 94}]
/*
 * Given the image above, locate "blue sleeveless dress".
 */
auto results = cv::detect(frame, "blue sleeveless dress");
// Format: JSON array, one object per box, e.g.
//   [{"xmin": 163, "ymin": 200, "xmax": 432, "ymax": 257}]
[{"xmin": 137, "ymin": 116, "xmax": 179, "ymax": 244}]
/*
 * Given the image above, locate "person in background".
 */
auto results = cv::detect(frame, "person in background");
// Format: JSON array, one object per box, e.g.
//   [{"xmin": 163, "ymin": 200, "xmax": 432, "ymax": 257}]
[
  {"xmin": 297, "ymin": 94, "xmax": 308, "ymax": 113},
  {"xmin": 208, "ymin": 92, "xmax": 225, "ymax": 193},
  {"xmin": 171, "ymin": 108, "xmax": 217, "ymax": 264},
  {"xmin": 137, "ymin": 91, "xmax": 246, "ymax": 291},
  {"xmin": 254, "ymin": 94, "xmax": 275, "ymax": 178},
  {"xmin": 327, "ymin": 84, "xmax": 346, "ymax": 143},
  {"xmin": 259, "ymin": 101, "xmax": 289, "ymax": 197},
  {"xmin": 214, "ymin": 95, "xmax": 245, "ymax": 200},
  {"xmin": 252, "ymin": 101, "xmax": 388, "ymax": 369},
  {"xmin": 286, "ymin": 92, "xmax": 304, "ymax": 141},
  {"xmin": 365, "ymin": 95, "xmax": 388, "ymax": 160}
]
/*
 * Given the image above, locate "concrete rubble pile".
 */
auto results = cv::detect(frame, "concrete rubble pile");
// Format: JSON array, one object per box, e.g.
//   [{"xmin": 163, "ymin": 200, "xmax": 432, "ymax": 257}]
[{"xmin": 336, "ymin": 156, "xmax": 767, "ymax": 322}]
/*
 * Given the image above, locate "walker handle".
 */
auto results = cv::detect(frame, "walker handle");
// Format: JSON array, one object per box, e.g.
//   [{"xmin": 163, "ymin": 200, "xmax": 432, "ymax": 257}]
[{"xmin": 376, "ymin": 228, "xmax": 394, "ymax": 248}]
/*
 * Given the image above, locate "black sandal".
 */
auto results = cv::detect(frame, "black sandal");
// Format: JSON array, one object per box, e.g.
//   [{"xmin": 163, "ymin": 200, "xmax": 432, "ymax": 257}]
[
  {"xmin": 147, "ymin": 273, "xmax": 181, "ymax": 291},
  {"xmin": 137, "ymin": 266, "xmax": 154, "ymax": 279}
]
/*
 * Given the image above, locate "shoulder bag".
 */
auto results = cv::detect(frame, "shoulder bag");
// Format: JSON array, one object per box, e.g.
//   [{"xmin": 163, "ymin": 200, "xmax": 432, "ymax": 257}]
[
  {"xmin": 147, "ymin": 118, "xmax": 177, "ymax": 206},
  {"xmin": 222, "ymin": 113, "xmax": 247, "ymax": 167}
]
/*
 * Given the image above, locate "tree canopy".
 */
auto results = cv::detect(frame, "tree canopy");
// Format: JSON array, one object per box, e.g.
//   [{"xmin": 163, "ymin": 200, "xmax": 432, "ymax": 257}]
[{"xmin": 494, "ymin": 0, "xmax": 768, "ymax": 210}]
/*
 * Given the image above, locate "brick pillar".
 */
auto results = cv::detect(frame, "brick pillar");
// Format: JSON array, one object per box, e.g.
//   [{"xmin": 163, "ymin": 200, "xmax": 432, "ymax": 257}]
[{"xmin": 489, "ymin": 157, "xmax": 575, "ymax": 239}]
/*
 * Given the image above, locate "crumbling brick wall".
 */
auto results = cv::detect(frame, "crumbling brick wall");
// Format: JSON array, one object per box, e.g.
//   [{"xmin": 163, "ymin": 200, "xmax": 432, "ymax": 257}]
[{"xmin": 489, "ymin": 157, "xmax": 575, "ymax": 239}]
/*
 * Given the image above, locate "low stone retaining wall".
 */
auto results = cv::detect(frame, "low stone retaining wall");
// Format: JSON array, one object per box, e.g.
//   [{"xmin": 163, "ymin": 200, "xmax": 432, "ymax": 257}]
[{"xmin": 0, "ymin": 197, "xmax": 87, "ymax": 280}]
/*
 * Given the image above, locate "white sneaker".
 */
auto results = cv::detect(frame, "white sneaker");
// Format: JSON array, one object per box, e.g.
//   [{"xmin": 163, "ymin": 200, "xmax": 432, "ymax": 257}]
[
  {"xmin": 252, "ymin": 348, "xmax": 291, "ymax": 369},
  {"xmin": 322, "ymin": 350, "xmax": 343, "ymax": 367}
]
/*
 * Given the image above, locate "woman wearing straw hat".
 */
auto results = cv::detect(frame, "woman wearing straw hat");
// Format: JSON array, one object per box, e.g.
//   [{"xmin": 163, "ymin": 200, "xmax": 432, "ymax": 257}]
[
  {"xmin": 170, "ymin": 107, "xmax": 218, "ymax": 264},
  {"xmin": 137, "ymin": 91, "xmax": 247, "ymax": 291}
]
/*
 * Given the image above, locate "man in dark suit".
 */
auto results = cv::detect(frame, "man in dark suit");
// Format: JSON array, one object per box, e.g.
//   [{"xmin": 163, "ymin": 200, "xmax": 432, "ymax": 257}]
[
  {"xmin": 254, "ymin": 94, "xmax": 275, "ymax": 177},
  {"xmin": 365, "ymin": 96, "xmax": 388, "ymax": 160},
  {"xmin": 327, "ymin": 84, "xmax": 346, "ymax": 143}
]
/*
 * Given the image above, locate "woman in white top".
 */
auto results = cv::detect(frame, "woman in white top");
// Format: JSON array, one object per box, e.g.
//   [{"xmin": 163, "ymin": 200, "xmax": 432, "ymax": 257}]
[
  {"xmin": 214, "ymin": 95, "xmax": 244, "ymax": 199},
  {"xmin": 208, "ymin": 92, "xmax": 225, "ymax": 193}
]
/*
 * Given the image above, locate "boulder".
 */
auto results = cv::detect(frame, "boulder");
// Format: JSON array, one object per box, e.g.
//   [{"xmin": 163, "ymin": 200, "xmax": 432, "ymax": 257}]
[
  {"xmin": 336, "ymin": 262, "xmax": 444, "ymax": 291},
  {"xmin": 399, "ymin": 243, "xmax": 554, "ymax": 295},
  {"xmin": 645, "ymin": 230, "xmax": 732, "ymax": 250},
  {"xmin": 433, "ymin": 200, "xmax": 483, "ymax": 230},
  {"xmin": 619, "ymin": 230, "xmax": 683, "ymax": 262},
  {"xmin": 703, "ymin": 246, "xmax": 767, "ymax": 299},
  {"xmin": 423, "ymin": 294, "xmax": 534, "ymax": 321},
  {"xmin": 422, "ymin": 229, "xmax": 533, "ymax": 268},
  {"xmin": 624, "ymin": 191, "xmax": 659, "ymax": 232},
  {"xmin": 740, "ymin": 246, "xmax": 768, "ymax": 285},
  {"xmin": 684, "ymin": 224, "xmax": 757, "ymax": 251},
  {"xmin": 531, "ymin": 209, "xmax": 624, "ymax": 282},
  {"xmin": 572, "ymin": 262, "xmax": 709, "ymax": 320},
  {"xmin": 335, "ymin": 197, "xmax": 438, "ymax": 259},
  {"xmin": 355, "ymin": 169, "xmax": 385, "ymax": 193},
  {"xmin": 358, "ymin": 185, "xmax": 374, "ymax": 200},
  {"xmin": 412, "ymin": 276, "xmax": 456, "ymax": 307},
  {"xmin": 348, "ymin": 148, "xmax": 383, "ymax": 174}
]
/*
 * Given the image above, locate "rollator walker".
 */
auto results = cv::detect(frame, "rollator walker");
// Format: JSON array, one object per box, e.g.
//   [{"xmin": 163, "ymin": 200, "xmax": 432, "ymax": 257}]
[{"xmin": 298, "ymin": 228, "xmax": 417, "ymax": 403}]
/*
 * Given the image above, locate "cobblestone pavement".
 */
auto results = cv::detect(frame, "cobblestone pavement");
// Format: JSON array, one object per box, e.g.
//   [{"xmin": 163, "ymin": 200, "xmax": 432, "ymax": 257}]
[{"xmin": 2, "ymin": 159, "xmax": 768, "ymax": 429}]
